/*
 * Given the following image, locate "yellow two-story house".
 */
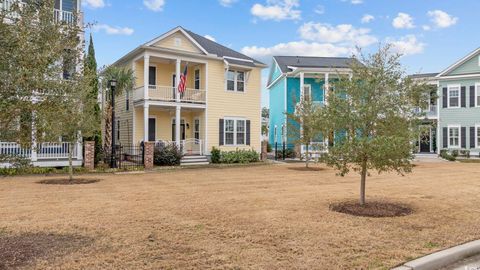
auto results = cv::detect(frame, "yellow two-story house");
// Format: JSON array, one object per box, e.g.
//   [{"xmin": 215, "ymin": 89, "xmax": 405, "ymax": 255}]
[{"xmin": 111, "ymin": 26, "xmax": 266, "ymax": 159}]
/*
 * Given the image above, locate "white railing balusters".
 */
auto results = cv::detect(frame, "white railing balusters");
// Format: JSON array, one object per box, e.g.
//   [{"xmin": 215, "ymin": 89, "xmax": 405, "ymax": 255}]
[{"xmin": 134, "ymin": 85, "xmax": 206, "ymax": 104}]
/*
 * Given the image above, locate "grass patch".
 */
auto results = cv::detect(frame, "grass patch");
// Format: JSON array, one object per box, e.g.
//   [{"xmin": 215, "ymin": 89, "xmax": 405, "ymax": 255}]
[{"xmin": 457, "ymin": 159, "xmax": 480, "ymax": 163}]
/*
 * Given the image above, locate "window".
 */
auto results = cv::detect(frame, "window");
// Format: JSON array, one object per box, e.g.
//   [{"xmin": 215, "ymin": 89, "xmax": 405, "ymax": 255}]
[
  {"xmin": 194, "ymin": 119, "xmax": 200, "ymax": 140},
  {"xmin": 476, "ymin": 83, "xmax": 480, "ymax": 107},
  {"xmin": 226, "ymin": 70, "xmax": 246, "ymax": 92},
  {"xmin": 224, "ymin": 118, "xmax": 246, "ymax": 146},
  {"xmin": 476, "ymin": 125, "xmax": 480, "ymax": 149},
  {"xmin": 448, "ymin": 126, "xmax": 460, "ymax": 148},
  {"xmin": 174, "ymin": 37, "xmax": 182, "ymax": 46},
  {"xmin": 194, "ymin": 68, "xmax": 200, "ymax": 90},
  {"xmin": 448, "ymin": 85, "xmax": 460, "ymax": 108},
  {"xmin": 125, "ymin": 91, "xmax": 130, "ymax": 111},
  {"xmin": 149, "ymin": 66, "xmax": 156, "ymax": 86}
]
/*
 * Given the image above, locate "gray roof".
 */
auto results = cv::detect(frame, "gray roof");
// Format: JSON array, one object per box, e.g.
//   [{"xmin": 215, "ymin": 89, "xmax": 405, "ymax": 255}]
[
  {"xmin": 182, "ymin": 28, "xmax": 265, "ymax": 66},
  {"xmin": 409, "ymin": 72, "xmax": 439, "ymax": 79},
  {"xmin": 274, "ymin": 56, "xmax": 357, "ymax": 73}
]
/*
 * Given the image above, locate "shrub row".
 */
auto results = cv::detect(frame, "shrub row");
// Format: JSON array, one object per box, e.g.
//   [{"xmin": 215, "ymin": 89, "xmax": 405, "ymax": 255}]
[
  {"xmin": 210, "ymin": 147, "xmax": 259, "ymax": 164},
  {"xmin": 154, "ymin": 142, "xmax": 183, "ymax": 166},
  {"xmin": 440, "ymin": 150, "xmax": 456, "ymax": 161},
  {"xmin": 0, "ymin": 166, "xmax": 88, "ymax": 176}
]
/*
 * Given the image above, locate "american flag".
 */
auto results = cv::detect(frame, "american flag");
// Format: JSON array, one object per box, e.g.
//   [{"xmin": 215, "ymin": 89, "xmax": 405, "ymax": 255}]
[{"xmin": 178, "ymin": 65, "xmax": 188, "ymax": 93}]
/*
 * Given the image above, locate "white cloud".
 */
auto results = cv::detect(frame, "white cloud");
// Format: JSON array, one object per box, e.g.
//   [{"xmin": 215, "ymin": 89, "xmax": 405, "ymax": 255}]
[
  {"xmin": 299, "ymin": 22, "xmax": 378, "ymax": 47},
  {"xmin": 422, "ymin": 25, "xmax": 431, "ymax": 31},
  {"xmin": 219, "ymin": 0, "xmax": 237, "ymax": 7},
  {"xmin": 242, "ymin": 41, "xmax": 352, "ymax": 63},
  {"xmin": 392, "ymin": 12, "xmax": 415, "ymax": 29},
  {"xmin": 93, "ymin": 24, "xmax": 134, "ymax": 36},
  {"xmin": 342, "ymin": 0, "xmax": 363, "ymax": 4},
  {"xmin": 361, "ymin": 14, "xmax": 374, "ymax": 24},
  {"xmin": 387, "ymin": 35, "xmax": 425, "ymax": 56},
  {"xmin": 427, "ymin": 10, "xmax": 458, "ymax": 28},
  {"xmin": 314, "ymin": 5, "xmax": 325, "ymax": 15},
  {"xmin": 83, "ymin": 0, "xmax": 105, "ymax": 9},
  {"xmin": 251, "ymin": 0, "xmax": 301, "ymax": 21},
  {"xmin": 143, "ymin": 0, "xmax": 165, "ymax": 12},
  {"xmin": 204, "ymin": 35, "xmax": 216, "ymax": 42}
]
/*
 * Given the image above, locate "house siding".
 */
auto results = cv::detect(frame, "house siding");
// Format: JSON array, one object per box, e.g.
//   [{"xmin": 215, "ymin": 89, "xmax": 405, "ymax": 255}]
[
  {"xmin": 438, "ymin": 77, "xmax": 480, "ymax": 152},
  {"xmin": 268, "ymin": 77, "xmax": 286, "ymax": 146},
  {"xmin": 447, "ymin": 55, "xmax": 480, "ymax": 76}
]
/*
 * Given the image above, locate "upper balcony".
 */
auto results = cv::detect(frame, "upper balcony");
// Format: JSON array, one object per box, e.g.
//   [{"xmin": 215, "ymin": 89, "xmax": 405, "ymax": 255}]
[
  {"xmin": 132, "ymin": 54, "xmax": 207, "ymax": 106},
  {"xmin": 2, "ymin": 0, "xmax": 80, "ymax": 25}
]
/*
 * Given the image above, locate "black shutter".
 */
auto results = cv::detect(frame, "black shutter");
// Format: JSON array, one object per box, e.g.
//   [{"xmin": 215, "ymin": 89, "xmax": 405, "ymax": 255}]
[
  {"xmin": 246, "ymin": 120, "xmax": 251, "ymax": 146},
  {"xmin": 219, "ymin": 119, "xmax": 224, "ymax": 146},
  {"xmin": 443, "ymin": 127, "xmax": 448, "ymax": 148},
  {"xmin": 442, "ymin": 87, "xmax": 448, "ymax": 108},
  {"xmin": 471, "ymin": 86, "xmax": 476, "ymax": 107},
  {"xmin": 470, "ymin": 127, "xmax": 476, "ymax": 149},
  {"xmin": 461, "ymin": 86, "xmax": 466, "ymax": 107},
  {"xmin": 461, "ymin": 127, "xmax": 466, "ymax": 148}
]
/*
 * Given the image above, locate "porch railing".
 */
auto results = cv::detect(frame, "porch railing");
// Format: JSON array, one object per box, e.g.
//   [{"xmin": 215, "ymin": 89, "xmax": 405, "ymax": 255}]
[
  {"xmin": 301, "ymin": 142, "xmax": 327, "ymax": 157},
  {"xmin": 0, "ymin": 142, "xmax": 82, "ymax": 161},
  {"xmin": 134, "ymin": 85, "xmax": 206, "ymax": 104},
  {"xmin": 2, "ymin": 0, "xmax": 75, "ymax": 24},
  {"xmin": 155, "ymin": 139, "xmax": 204, "ymax": 156}
]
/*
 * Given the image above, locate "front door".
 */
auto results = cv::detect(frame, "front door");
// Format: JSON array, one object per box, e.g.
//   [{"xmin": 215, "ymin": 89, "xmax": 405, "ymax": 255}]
[
  {"xmin": 420, "ymin": 133, "xmax": 431, "ymax": 153},
  {"xmin": 148, "ymin": 118, "xmax": 156, "ymax": 142},
  {"xmin": 172, "ymin": 123, "xmax": 186, "ymax": 141}
]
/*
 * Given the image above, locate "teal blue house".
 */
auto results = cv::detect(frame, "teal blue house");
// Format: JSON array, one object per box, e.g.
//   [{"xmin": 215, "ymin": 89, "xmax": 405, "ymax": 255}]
[
  {"xmin": 267, "ymin": 56, "xmax": 355, "ymax": 154},
  {"xmin": 412, "ymin": 48, "xmax": 480, "ymax": 155}
]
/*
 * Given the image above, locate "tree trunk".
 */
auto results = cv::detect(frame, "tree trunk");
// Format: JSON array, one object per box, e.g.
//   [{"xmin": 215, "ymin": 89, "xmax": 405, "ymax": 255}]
[
  {"xmin": 104, "ymin": 104, "xmax": 112, "ymax": 149},
  {"xmin": 360, "ymin": 158, "xmax": 367, "ymax": 206},
  {"xmin": 305, "ymin": 143, "xmax": 309, "ymax": 168},
  {"xmin": 68, "ymin": 142, "xmax": 74, "ymax": 182}
]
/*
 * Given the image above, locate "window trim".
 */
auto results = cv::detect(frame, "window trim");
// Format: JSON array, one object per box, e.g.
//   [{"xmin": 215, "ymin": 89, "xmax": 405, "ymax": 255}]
[
  {"xmin": 447, "ymin": 84, "xmax": 461, "ymax": 109},
  {"xmin": 476, "ymin": 124, "xmax": 480, "ymax": 149},
  {"xmin": 225, "ymin": 69, "xmax": 247, "ymax": 93},
  {"xmin": 194, "ymin": 117, "xmax": 200, "ymax": 140},
  {"xmin": 149, "ymin": 65, "xmax": 157, "ymax": 87},
  {"xmin": 303, "ymin": 84, "xmax": 312, "ymax": 101},
  {"xmin": 194, "ymin": 68, "xmax": 201, "ymax": 90},
  {"xmin": 447, "ymin": 125, "xmax": 461, "ymax": 149},
  {"xmin": 475, "ymin": 83, "xmax": 480, "ymax": 107},
  {"xmin": 223, "ymin": 117, "xmax": 247, "ymax": 146}
]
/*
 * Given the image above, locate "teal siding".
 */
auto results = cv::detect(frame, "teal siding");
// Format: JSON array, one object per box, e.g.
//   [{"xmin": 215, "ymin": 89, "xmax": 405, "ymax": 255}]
[
  {"xmin": 270, "ymin": 64, "xmax": 282, "ymax": 84},
  {"xmin": 268, "ymin": 77, "xmax": 286, "ymax": 146},
  {"xmin": 448, "ymin": 53, "xmax": 480, "ymax": 76},
  {"xmin": 438, "ymin": 78, "xmax": 480, "ymax": 151}
]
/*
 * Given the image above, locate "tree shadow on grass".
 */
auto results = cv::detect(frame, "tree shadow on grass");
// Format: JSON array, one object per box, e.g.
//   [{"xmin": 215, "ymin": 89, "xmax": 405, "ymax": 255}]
[
  {"xmin": 330, "ymin": 200, "xmax": 414, "ymax": 218},
  {"xmin": 0, "ymin": 231, "xmax": 93, "ymax": 269},
  {"xmin": 288, "ymin": 167, "xmax": 325, "ymax": 172},
  {"xmin": 37, "ymin": 179, "xmax": 100, "ymax": 185}
]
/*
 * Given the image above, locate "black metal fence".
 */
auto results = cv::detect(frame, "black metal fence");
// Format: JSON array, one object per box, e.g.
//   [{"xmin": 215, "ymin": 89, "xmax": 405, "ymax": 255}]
[{"xmin": 103, "ymin": 144, "xmax": 144, "ymax": 169}]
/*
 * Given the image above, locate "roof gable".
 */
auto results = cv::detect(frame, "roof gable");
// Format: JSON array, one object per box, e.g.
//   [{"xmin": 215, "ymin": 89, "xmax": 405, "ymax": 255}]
[
  {"xmin": 267, "ymin": 58, "xmax": 283, "ymax": 87},
  {"xmin": 146, "ymin": 27, "xmax": 208, "ymax": 55},
  {"xmin": 274, "ymin": 56, "xmax": 356, "ymax": 73},
  {"xmin": 437, "ymin": 47, "xmax": 480, "ymax": 77}
]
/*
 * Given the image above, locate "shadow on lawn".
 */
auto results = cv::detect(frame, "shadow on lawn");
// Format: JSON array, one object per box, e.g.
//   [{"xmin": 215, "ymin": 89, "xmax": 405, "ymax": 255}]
[
  {"xmin": 288, "ymin": 167, "xmax": 325, "ymax": 172},
  {"xmin": 0, "ymin": 231, "xmax": 92, "ymax": 269}
]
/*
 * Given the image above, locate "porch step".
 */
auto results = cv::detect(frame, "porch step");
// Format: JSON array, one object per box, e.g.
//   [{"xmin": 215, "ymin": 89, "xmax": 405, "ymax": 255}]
[{"xmin": 181, "ymin": 155, "xmax": 209, "ymax": 166}]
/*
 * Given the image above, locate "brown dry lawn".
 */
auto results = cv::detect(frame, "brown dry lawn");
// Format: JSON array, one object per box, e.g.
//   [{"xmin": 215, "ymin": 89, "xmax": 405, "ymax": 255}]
[{"xmin": 1, "ymin": 162, "xmax": 480, "ymax": 269}]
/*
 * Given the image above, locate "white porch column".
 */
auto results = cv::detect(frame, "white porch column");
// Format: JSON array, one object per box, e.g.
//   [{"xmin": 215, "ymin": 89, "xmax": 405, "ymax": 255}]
[
  {"xmin": 77, "ymin": 131, "xmax": 83, "ymax": 160},
  {"xmin": 143, "ymin": 104, "xmax": 149, "ymax": 142},
  {"xmin": 324, "ymin": 73, "xmax": 330, "ymax": 105},
  {"xmin": 143, "ymin": 54, "xmax": 150, "ymax": 100},
  {"xmin": 175, "ymin": 58, "xmax": 181, "ymax": 102},
  {"xmin": 299, "ymin": 72, "xmax": 304, "ymax": 100},
  {"xmin": 175, "ymin": 106, "xmax": 181, "ymax": 146}
]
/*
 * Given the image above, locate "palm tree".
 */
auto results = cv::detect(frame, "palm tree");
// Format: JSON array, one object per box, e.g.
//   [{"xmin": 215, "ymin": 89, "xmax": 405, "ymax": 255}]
[{"xmin": 100, "ymin": 66, "xmax": 135, "ymax": 149}]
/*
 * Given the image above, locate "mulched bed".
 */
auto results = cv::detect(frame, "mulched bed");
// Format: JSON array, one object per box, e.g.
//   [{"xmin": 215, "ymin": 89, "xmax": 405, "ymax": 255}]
[
  {"xmin": 288, "ymin": 167, "xmax": 324, "ymax": 172},
  {"xmin": 37, "ymin": 178, "xmax": 100, "ymax": 185},
  {"xmin": 330, "ymin": 200, "xmax": 413, "ymax": 218},
  {"xmin": 0, "ymin": 232, "xmax": 92, "ymax": 269}
]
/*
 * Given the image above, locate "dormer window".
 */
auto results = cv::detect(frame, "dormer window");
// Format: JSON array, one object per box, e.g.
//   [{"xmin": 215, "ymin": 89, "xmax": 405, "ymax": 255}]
[{"xmin": 174, "ymin": 37, "xmax": 182, "ymax": 47}]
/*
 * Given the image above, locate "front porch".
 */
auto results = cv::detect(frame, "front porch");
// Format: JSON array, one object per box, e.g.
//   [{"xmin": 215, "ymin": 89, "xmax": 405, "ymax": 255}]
[{"xmin": 133, "ymin": 105, "xmax": 207, "ymax": 156}]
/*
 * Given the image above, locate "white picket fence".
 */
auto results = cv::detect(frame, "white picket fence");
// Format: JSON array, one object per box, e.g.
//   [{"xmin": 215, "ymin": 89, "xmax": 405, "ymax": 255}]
[{"xmin": 0, "ymin": 142, "xmax": 83, "ymax": 167}]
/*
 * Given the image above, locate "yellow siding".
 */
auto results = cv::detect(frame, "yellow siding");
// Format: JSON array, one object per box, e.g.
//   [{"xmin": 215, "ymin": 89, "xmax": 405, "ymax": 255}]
[
  {"xmin": 134, "ymin": 61, "xmax": 205, "ymax": 89},
  {"xmin": 153, "ymin": 32, "xmax": 202, "ymax": 54},
  {"xmin": 206, "ymin": 60, "xmax": 262, "ymax": 153},
  {"xmin": 114, "ymin": 85, "xmax": 134, "ymax": 145}
]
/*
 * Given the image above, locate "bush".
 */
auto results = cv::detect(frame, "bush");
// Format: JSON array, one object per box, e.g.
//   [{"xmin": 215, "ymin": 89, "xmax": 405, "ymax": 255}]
[
  {"xmin": 210, "ymin": 148, "xmax": 259, "ymax": 164},
  {"xmin": 440, "ymin": 150, "xmax": 456, "ymax": 161},
  {"xmin": 451, "ymin": 150, "xmax": 459, "ymax": 157},
  {"xmin": 275, "ymin": 148, "xmax": 296, "ymax": 159},
  {"xmin": 154, "ymin": 143, "xmax": 183, "ymax": 166},
  {"xmin": 267, "ymin": 143, "xmax": 272, "ymax": 153},
  {"xmin": 210, "ymin": 147, "xmax": 221, "ymax": 164},
  {"xmin": 459, "ymin": 150, "xmax": 470, "ymax": 158}
]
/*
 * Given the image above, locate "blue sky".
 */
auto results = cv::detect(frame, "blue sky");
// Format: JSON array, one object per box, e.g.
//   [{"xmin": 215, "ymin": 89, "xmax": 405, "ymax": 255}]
[{"xmin": 83, "ymin": 0, "xmax": 480, "ymax": 107}]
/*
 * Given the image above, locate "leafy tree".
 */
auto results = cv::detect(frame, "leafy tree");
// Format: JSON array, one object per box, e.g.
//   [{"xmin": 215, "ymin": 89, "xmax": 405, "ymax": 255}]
[
  {"xmin": 0, "ymin": 1, "xmax": 99, "ymax": 180},
  {"xmin": 324, "ymin": 46, "xmax": 427, "ymax": 205},
  {"xmin": 286, "ymin": 96, "xmax": 325, "ymax": 167},
  {"xmin": 322, "ymin": 46, "xmax": 429, "ymax": 205},
  {"xmin": 99, "ymin": 66, "xmax": 135, "ymax": 149},
  {"xmin": 261, "ymin": 107, "xmax": 269, "ymax": 136},
  {"xmin": 84, "ymin": 33, "xmax": 102, "ymax": 164}
]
